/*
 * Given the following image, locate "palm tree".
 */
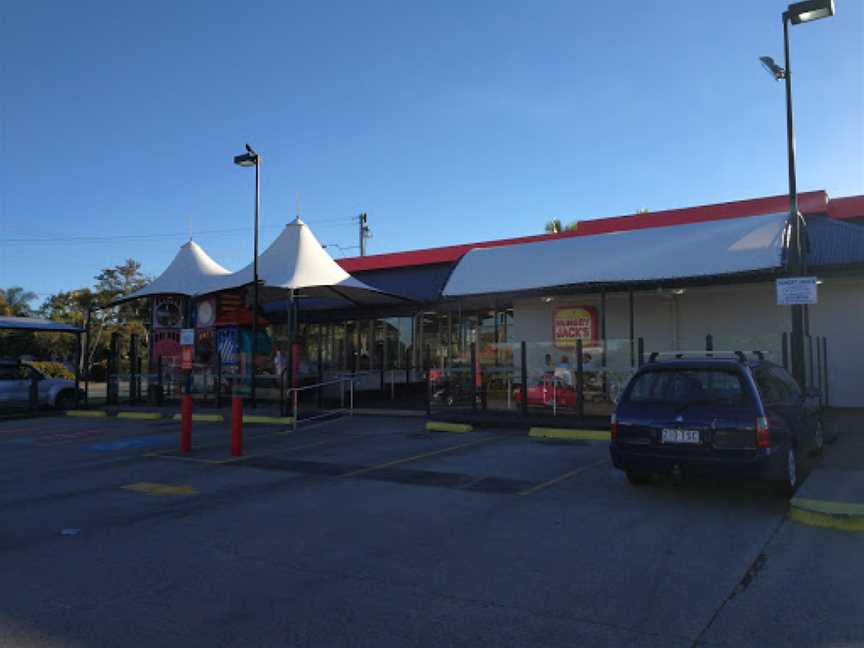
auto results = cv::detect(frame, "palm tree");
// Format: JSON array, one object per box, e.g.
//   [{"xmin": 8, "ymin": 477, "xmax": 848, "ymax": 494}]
[
  {"xmin": 545, "ymin": 219, "xmax": 563, "ymax": 234},
  {"xmin": 0, "ymin": 287, "xmax": 37, "ymax": 317},
  {"xmin": 544, "ymin": 219, "xmax": 580, "ymax": 234}
]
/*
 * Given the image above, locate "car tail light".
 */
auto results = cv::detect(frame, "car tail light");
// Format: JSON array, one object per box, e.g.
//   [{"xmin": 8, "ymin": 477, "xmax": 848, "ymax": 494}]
[
  {"xmin": 756, "ymin": 416, "xmax": 770, "ymax": 449},
  {"xmin": 611, "ymin": 413, "xmax": 619, "ymax": 441}
]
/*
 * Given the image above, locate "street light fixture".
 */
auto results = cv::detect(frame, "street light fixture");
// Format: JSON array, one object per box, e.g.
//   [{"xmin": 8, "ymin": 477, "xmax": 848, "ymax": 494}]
[
  {"xmin": 233, "ymin": 143, "xmax": 261, "ymax": 407},
  {"xmin": 759, "ymin": 0, "xmax": 833, "ymax": 388},
  {"xmin": 787, "ymin": 0, "xmax": 834, "ymax": 24},
  {"xmin": 759, "ymin": 56, "xmax": 786, "ymax": 80}
]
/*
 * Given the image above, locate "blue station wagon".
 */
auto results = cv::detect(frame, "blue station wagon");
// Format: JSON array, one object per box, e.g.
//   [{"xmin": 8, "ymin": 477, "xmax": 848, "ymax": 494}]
[{"xmin": 610, "ymin": 352, "xmax": 824, "ymax": 496}]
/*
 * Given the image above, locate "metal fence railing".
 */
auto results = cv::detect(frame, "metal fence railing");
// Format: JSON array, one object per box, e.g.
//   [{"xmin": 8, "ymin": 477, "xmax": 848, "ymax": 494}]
[{"xmin": 284, "ymin": 375, "xmax": 356, "ymax": 429}]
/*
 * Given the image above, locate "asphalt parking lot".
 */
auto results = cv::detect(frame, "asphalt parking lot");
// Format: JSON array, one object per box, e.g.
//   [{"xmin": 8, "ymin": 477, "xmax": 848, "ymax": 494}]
[{"xmin": 0, "ymin": 413, "xmax": 859, "ymax": 647}]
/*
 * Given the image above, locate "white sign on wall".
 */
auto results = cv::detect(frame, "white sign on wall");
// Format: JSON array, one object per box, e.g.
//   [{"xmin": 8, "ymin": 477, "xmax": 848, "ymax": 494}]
[
  {"xmin": 776, "ymin": 277, "xmax": 818, "ymax": 305},
  {"xmin": 180, "ymin": 328, "xmax": 195, "ymax": 346}
]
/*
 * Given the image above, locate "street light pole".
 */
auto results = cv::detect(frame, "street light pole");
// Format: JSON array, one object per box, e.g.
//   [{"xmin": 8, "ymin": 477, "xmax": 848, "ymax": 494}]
[
  {"xmin": 234, "ymin": 144, "xmax": 261, "ymax": 407},
  {"xmin": 761, "ymin": 0, "xmax": 834, "ymax": 389},
  {"xmin": 782, "ymin": 10, "xmax": 807, "ymax": 389},
  {"xmin": 252, "ymin": 152, "xmax": 260, "ymax": 408}
]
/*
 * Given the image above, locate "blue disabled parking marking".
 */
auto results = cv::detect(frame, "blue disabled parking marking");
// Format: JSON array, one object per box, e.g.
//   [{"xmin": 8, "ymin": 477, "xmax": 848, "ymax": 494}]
[
  {"xmin": 0, "ymin": 437, "xmax": 35, "ymax": 446},
  {"xmin": 85, "ymin": 436, "xmax": 174, "ymax": 452}
]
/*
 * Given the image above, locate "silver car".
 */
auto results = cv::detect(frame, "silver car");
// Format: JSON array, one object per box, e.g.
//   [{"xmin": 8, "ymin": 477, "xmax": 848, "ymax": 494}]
[{"xmin": 0, "ymin": 361, "xmax": 80, "ymax": 410}]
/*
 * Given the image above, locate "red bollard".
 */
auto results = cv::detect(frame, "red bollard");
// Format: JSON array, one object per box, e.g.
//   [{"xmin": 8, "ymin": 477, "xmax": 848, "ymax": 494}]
[
  {"xmin": 180, "ymin": 394, "xmax": 192, "ymax": 452},
  {"xmin": 231, "ymin": 396, "xmax": 243, "ymax": 457}
]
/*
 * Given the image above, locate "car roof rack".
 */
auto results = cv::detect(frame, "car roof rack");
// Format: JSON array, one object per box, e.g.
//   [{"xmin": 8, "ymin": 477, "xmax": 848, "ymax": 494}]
[{"xmin": 646, "ymin": 350, "xmax": 768, "ymax": 364}]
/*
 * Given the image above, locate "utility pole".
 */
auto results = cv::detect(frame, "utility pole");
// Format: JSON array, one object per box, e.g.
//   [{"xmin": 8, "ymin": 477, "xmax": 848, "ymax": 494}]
[{"xmin": 358, "ymin": 212, "xmax": 370, "ymax": 256}]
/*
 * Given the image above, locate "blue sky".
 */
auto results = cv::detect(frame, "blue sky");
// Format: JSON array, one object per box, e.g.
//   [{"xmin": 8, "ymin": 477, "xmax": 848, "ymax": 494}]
[{"xmin": 1, "ymin": 0, "xmax": 861, "ymax": 301}]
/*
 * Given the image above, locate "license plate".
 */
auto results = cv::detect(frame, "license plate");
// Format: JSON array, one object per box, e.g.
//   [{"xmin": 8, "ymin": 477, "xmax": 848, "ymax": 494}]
[{"xmin": 661, "ymin": 428, "xmax": 700, "ymax": 444}]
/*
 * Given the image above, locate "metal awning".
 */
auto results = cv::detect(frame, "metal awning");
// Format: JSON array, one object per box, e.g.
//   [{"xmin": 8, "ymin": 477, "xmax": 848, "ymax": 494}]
[
  {"xmin": 0, "ymin": 316, "xmax": 83, "ymax": 333},
  {"xmin": 443, "ymin": 212, "xmax": 788, "ymax": 298}
]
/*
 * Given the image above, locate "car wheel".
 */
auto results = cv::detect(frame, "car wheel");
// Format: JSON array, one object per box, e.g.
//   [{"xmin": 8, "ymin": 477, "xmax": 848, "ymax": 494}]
[
  {"xmin": 811, "ymin": 418, "xmax": 824, "ymax": 457},
  {"xmin": 626, "ymin": 470, "xmax": 652, "ymax": 486},
  {"xmin": 55, "ymin": 390, "xmax": 76, "ymax": 410},
  {"xmin": 776, "ymin": 446, "xmax": 799, "ymax": 497}
]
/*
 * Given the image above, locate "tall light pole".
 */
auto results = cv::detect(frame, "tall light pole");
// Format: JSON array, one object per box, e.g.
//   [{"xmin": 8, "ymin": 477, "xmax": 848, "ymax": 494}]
[
  {"xmin": 234, "ymin": 144, "xmax": 261, "ymax": 407},
  {"xmin": 760, "ymin": 0, "xmax": 834, "ymax": 388}
]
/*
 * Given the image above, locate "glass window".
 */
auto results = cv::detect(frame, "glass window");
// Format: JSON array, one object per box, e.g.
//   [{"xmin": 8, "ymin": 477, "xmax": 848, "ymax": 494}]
[
  {"xmin": 755, "ymin": 369, "xmax": 786, "ymax": 404},
  {"xmin": 477, "ymin": 310, "xmax": 496, "ymax": 367},
  {"xmin": 0, "ymin": 365, "xmax": 21, "ymax": 381},
  {"xmin": 625, "ymin": 369, "xmax": 748, "ymax": 405},
  {"xmin": 304, "ymin": 323, "xmax": 320, "ymax": 376},
  {"xmin": 357, "ymin": 320, "xmax": 371, "ymax": 372},
  {"xmin": 421, "ymin": 312, "xmax": 444, "ymax": 370},
  {"xmin": 771, "ymin": 367, "xmax": 802, "ymax": 403},
  {"xmin": 332, "ymin": 323, "xmax": 346, "ymax": 372}
]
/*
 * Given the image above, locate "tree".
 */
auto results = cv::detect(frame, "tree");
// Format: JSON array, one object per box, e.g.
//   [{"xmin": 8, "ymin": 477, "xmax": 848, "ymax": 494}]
[
  {"xmin": 0, "ymin": 286, "xmax": 37, "ymax": 316},
  {"xmin": 544, "ymin": 219, "xmax": 563, "ymax": 234},
  {"xmin": 544, "ymin": 219, "xmax": 579, "ymax": 234},
  {"xmin": 86, "ymin": 260, "xmax": 150, "ymax": 377},
  {"xmin": 1, "ymin": 261, "xmax": 151, "ymax": 372}
]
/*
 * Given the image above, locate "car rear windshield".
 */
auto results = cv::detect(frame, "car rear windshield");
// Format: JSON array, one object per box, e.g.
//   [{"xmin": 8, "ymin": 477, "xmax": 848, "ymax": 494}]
[{"xmin": 624, "ymin": 368, "xmax": 751, "ymax": 407}]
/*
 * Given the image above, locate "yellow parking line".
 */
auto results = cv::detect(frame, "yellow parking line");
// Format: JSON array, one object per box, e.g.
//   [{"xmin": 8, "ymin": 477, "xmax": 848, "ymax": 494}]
[
  {"xmin": 341, "ymin": 435, "xmax": 503, "ymax": 478},
  {"xmin": 121, "ymin": 482, "xmax": 198, "ymax": 496},
  {"xmin": 242, "ymin": 415, "xmax": 294, "ymax": 425},
  {"xmin": 530, "ymin": 427, "xmax": 610, "ymax": 442},
  {"xmin": 426, "ymin": 421, "xmax": 473, "ymax": 433},
  {"xmin": 518, "ymin": 459, "xmax": 607, "ymax": 496},
  {"xmin": 66, "ymin": 410, "xmax": 107, "ymax": 418},
  {"xmin": 117, "ymin": 411, "xmax": 163, "ymax": 420},
  {"xmin": 170, "ymin": 413, "xmax": 224, "ymax": 423}
]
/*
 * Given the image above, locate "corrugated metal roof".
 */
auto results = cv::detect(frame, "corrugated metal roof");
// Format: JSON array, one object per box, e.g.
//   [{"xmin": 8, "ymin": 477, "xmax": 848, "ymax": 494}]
[
  {"xmin": 337, "ymin": 191, "xmax": 830, "ymax": 273},
  {"xmin": 807, "ymin": 216, "xmax": 864, "ymax": 267}
]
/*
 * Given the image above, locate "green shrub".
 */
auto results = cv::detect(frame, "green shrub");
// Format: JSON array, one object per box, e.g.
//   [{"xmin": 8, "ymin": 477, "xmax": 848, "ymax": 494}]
[{"xmin": 28, "ymin": 361, "xmax": 75, "ymax": 380}]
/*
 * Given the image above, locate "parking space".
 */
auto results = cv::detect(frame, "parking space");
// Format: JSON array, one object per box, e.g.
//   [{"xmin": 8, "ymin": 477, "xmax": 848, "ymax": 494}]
[{"xmin": 0, "ymin": 412, "xmax": 859, "ymax": 646}]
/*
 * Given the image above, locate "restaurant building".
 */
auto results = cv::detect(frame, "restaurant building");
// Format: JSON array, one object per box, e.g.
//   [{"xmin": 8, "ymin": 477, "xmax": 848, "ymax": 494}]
[{"xmin": 122, "ymin": 190, "xmax": 864, "ymax": 413}]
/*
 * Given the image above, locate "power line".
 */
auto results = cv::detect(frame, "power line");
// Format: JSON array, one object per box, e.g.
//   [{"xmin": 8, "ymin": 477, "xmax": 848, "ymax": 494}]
[{"xmin": 0, "ymin": 217, "xmax": 357, "ymax": 245}]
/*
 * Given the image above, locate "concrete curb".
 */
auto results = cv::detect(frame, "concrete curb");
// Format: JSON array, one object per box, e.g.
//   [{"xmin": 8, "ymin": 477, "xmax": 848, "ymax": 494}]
[
  {"xmin": 788, "ymin": 497, "xmax": 864, "ymax": 532},
  {"xmin": 426, "ymin": 421, "xmax": 473, "ymax": 433},
  {"xmin": 66, "ymin": 410, "xmax": 108, "ymax": 418},
  {"xmin": 529, "ymin": 427, "xmax": 610, "ymax": 442},
  {"xmin": 170, "ymin": 413, "xmax": 224, "ymax": 423},
  {"xmin": 117, "ymin": 411, "xmax": 163, "ymax": 420},
  {"xmin": 242, "ymin": 415, "xmax": 294, "ymax": 425}
]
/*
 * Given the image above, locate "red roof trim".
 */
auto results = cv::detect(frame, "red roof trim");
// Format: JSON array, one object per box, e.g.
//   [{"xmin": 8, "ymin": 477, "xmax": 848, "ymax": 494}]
[
  {"xmin": 828, "ymin": 195, "xmax": 864, "ymax": 221},
  {"xmin": 337, "ymin": 191, "xmax": 831, "ymax": 273}
]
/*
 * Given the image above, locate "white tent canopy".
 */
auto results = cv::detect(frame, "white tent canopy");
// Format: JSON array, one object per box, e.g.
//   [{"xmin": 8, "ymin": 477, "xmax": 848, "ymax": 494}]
[
  {"xmin": 114, "ymin": 240, "xmax": 231, "ymax": 304},
  {"xmin": 202, "ymin": 218, "xmax": 403, "ymax": 305},
  {"xmin": 443, "ymin": 212, "xmax": 788, "ymax": 297}
]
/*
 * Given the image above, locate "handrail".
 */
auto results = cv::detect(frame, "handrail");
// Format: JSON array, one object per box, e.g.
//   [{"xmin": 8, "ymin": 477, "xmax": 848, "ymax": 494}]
[
  {"xmin": 283, "ymin": 374, "xmax": 356, "ymax": 431},
  {"xmin": 286, "ymin": 375, "xmax": 355, "ymax": 393}
]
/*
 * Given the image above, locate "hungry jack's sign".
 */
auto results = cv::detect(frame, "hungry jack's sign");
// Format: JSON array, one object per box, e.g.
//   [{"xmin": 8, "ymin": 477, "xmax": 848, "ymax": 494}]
[{"xmin": 553, "ymin": 306, "xmax": 598, "ymax": 349}]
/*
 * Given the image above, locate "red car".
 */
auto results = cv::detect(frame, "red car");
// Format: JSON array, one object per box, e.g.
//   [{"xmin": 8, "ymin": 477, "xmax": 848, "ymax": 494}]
[{"xmin": 513, "ymin": 374, "xmax": 580, "ymax": 408}]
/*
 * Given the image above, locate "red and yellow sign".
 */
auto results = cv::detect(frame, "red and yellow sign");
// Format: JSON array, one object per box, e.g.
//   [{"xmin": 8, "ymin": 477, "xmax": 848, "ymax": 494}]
[{"xmin": 553, "ymin": 306, "xmax": 597, "ymax": 349}]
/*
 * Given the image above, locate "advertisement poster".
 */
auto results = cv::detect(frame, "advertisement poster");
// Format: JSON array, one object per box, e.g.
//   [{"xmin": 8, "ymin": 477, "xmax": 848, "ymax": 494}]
[{"xmin": 553, "ymin": 306, "xmax": 597, "ymax": 349}]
